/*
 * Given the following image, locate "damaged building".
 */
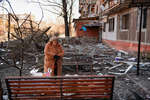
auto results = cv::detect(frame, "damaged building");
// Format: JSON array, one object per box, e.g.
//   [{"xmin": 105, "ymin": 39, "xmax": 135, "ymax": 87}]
[
  {"xmin": 73, "ymin": 0, "xmax": 102, "ymax": 42},
  {"xmin": 74, "ymin": 0, "xmax": 150, "ymax": 53}
]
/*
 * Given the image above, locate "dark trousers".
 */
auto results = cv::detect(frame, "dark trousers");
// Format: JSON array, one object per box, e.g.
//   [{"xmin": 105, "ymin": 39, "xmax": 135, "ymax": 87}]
[
  {"xmin": 54, "ymin": 65, "xmax": 57, "ymax": 76},
  {"xmin": 54, "ymin": 59, "xmax": 57, "ymax": 76}
]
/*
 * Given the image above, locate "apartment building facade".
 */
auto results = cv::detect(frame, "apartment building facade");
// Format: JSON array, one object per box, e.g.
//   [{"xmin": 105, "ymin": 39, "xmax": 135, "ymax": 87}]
[
  {"xmin": 75, "ymin": 0, "xmax": 150, "ymax": 52},
  {"xmin": 74, "ymin": 0, "xmax": 101, "ymax": 41},
  {"xmin": 101, "ymin": 0, "xmax": 150, "ymax": 52}
]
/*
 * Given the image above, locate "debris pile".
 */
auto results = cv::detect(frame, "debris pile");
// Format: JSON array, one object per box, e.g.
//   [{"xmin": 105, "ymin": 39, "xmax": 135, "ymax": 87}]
[{"xmin": 0, "ymin": 37, "xmax": 150, "ymax": 100}]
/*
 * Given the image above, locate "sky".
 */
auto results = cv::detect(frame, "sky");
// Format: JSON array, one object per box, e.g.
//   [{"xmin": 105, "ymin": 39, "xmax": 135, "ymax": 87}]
[{"xmin": 0, "ymin": 0, "xmax": 80, "ymax": 24}]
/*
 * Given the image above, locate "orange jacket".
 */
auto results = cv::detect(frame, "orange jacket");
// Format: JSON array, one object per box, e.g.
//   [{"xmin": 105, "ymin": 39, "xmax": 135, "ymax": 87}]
[{"xmin": 44, "ymin": 41, "xmax": 64, "ymax": 76}]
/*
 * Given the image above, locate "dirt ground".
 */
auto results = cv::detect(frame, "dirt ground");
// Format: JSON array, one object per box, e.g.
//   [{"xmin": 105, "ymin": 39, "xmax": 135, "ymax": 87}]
[{"xmin": 0, "ymin": 37, "xmax": 150, "ymax": 100}]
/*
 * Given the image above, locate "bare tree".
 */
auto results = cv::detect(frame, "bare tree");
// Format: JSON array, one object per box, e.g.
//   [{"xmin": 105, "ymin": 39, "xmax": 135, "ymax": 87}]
[
  {"xmin": 30, "ymin": 0, "xmax": 76, "ymax": 37},
  {"xmin": 0, "ymin": 0, "xmax": 50, "ymax": 76}
]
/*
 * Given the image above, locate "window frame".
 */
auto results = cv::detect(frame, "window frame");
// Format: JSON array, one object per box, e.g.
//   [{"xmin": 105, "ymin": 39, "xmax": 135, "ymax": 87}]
[
  {"xmin": 108, "ymin": 18, "xmax": 115, "ymax": 32},
  {"xmin": 120, "ymin": 13, "xmax": 130, "ymax": 31}
]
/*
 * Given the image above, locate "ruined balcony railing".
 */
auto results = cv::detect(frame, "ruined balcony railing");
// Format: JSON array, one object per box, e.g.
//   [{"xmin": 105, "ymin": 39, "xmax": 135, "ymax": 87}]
[
  {"xmin": 102, "ymin": 0, "xmax": 132, "ymax": 15},
  {"xmin": 106, "ymin": 0, "xmax": 132, "ymax": 10}
]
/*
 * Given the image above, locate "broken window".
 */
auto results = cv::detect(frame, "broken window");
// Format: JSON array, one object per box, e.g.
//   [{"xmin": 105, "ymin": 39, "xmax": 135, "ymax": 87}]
[
  {"xmin": 121, "ymin": 14, "xmax": 130, "ymax": 30},
  {"xmin": 109, "ymin": 18, "xmax": 114, "ymax": 32},
  {"xmin": 143, "ymin": 8, "xmax": 147, "ymax": 29}
]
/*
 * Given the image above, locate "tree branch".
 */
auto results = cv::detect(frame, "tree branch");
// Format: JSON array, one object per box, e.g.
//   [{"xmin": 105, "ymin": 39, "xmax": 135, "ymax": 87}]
[
  {"xmin": 6, "ymin": 0, "xmax": 18, "ymax": 20},
  {"xmin": 46, "ymin": 0, "xmax": 63, "ymax": 7},
  {"xmin": 30, "ymin": 1, "xmax": 63, "ymax": 9},
  {"xmin": 0, "ymin": 6, "xmax": 9, "ymax": 13},
  {"xmin": 20, "ymin": 13, "xmax": 31, "ymax": 27},
  {"xmin": 44, "ymin": 8, "xmax": 62, "ymax": 16},
  {"xmin": 37, "ymin": 0, "xmax": 44, "ymax": 29}
]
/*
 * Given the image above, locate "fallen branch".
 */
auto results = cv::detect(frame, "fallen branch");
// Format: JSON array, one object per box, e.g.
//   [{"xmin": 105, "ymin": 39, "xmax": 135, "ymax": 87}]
[{"xmin": 0, "ymin": 56, "xmax": 20, "ymax": 70}]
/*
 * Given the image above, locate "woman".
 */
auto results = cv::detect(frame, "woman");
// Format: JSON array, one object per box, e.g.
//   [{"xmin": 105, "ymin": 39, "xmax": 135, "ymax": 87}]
[{"xmin": 44, "ymin": 37, "xmax": 64, "ymax": 76}]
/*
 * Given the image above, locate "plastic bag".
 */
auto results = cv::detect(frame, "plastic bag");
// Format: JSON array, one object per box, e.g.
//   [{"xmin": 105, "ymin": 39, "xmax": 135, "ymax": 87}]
[{"xmin": 43, "ymin": 68, "xmax": 52, "ymax": 77}]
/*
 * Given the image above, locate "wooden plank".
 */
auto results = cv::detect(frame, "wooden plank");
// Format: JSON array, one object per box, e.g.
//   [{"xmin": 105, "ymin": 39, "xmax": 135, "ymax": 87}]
[
  {"xmin": 6, "ymin": 75, "xmax": 115, "ymax": 79},
  {"xmin": 11, "ymin": 85, "xmax": 112, "ymax": 91},
  {"xmin": 62, "ymin": 79, "xmax": 113, "ymax": 83},
  {"xmin": 11, "ymin": 96, "xmax": 61, "ymax": 100},
  {"xmin": 62, "ymin": 82, "xmax": 112, "ymax": 86},
  {"xmin": 9, "ymin": 82, "xmax": 112, "ymax": 87},
  {"xmin": 62, "ymin": 86, "xmax": 112, "ymax": 90},
  {"xmin": 9, "ymin": 84, "xmax": 61, "ymax": 87},
  {"xmin": 11, "ymin": 86, "xmax": 112, "ymax": 93},
  {"xmin": 11, "ymin": 90, "xmax": 61, "ymax": 95},
  {"xmin": 8, "ymin": 79, "xmax": 113, "ymax": 84},
  {"xmin": 11, "ymin": 95, "xmax": 110, "ymax": 100},
  {"xmin": 11, "ymin": 89, "xmax": 111, "ymax": 95},
  {"xmin": 62, "ymin": 90, "xmax": 112, "ymax": 94},
  {"xmin": 63, "ymin": 95, "xmax": 110, "ymax": 99},
  {"xmin": 8, "ymin": 80, "xmax": 61, "ymax": 83},
  {"xmin": 11, "ymin": 87, "xmax": 61, "ymax": 91}
]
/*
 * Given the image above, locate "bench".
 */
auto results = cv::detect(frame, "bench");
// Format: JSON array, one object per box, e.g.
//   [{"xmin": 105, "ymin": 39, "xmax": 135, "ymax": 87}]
[
  {"xmin": 0, "ymin": 80, "xmax": 2, "ymax": 100},
  {"xmin": 5, "ymin": 75, "xmax": 115, "ymax": 100}
]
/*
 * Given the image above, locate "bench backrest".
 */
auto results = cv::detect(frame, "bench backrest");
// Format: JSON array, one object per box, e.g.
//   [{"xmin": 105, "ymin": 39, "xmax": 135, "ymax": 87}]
[
  {"xmin": 5, "ymin": 75, "xmax": 115, "ymax": 100},
  {"xmin": 0, "ymin": 80, "xmax": 2, "ymax": 100}
]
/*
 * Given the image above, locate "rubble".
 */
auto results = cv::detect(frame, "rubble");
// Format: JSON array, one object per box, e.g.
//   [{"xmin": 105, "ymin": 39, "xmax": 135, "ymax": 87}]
[
  {"xmin": 0, "ymin": 37, "xmax": 150, "ymax": 100},
  {"xmin": 115, "ymin": 57, "xmax": 124, "ymax": 61},
  {"xmin": 128, "ymin": 57, "xmax": 136, "ymax": 61},
  {"xmin": 118, "ymin": 50, "xmax": 128, "ymax": 55}
]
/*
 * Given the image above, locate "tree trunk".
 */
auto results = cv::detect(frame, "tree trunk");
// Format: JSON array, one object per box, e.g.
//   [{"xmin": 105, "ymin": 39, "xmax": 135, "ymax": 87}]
[
  {"xmin": 7, "ymin": 13, "xmax": 11, "ymax": 48},
  {"xmin": 68, "ymin": 0, "xmax": 73, "ymax": 35},
  {"xmin": 62, "ymin": 0, "xmax": 70, "ymax": 37}
]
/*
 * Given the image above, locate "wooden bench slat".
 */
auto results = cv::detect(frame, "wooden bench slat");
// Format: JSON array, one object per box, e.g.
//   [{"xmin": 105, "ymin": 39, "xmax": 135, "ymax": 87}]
[
  {"xmin": 9, "ymin": 82, "xmax": 112, "ymax": 87},
  {"xmin": 8, "ymin": 79, "xmax": 113, "ymax": 83},
  {"xmin": 62, "ymin": 82, "xmax": 112, "ymax": 86},
  {"xmin": 63, "ymin": 95, "xmax": 110, "ymax": 99},
  {"xmin": 10, "ymin": 85, "xmax": 112, "ymax": 91},
  {"xmin": 11, "ymin": 88, "xmax": 111, "ymax": 94},
  {"xmin": 63, "ymin": 90, "xmax": 112, "ymax": 94},
  {"xmin": 6, "ymin": 75, "xmax": 115, "ymax": 79},
  {"xmin": 62, "ymin": 79, "xmax": 113, "ymax": 83},
  {"xmin": 11, "ymin": 96, "xmax": 61, "ymax": 100},
  {"xmin": 62, "ymin": 86, "xmax": 112, "ymax": 90},
  {"xmin": 11, "ymin": 87, "xmax": 61, "ymax": 91},
  {"xmin": 11, "ymin": 90, "xmax": 61, "ymax": 95},
  {"xmin": 11, "ymin": 89, "xmax": 111, "ymax": 95},
  {"xmin": 11, "ymin": 95, "xmax": 110, "ymax": 100},
  {"xmin": 8, "ymin": 80, "xmax": 61, "ymax": 83},
  {"xmin": 9, "ymin": 84, "xmax": 61, "ymax": 87}
]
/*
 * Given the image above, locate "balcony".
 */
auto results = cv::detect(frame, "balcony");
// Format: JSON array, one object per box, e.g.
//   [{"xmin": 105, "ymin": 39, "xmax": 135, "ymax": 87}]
[{"xmin": 102, "ymin": 0, "xmax": 132, "ymax": 15}]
